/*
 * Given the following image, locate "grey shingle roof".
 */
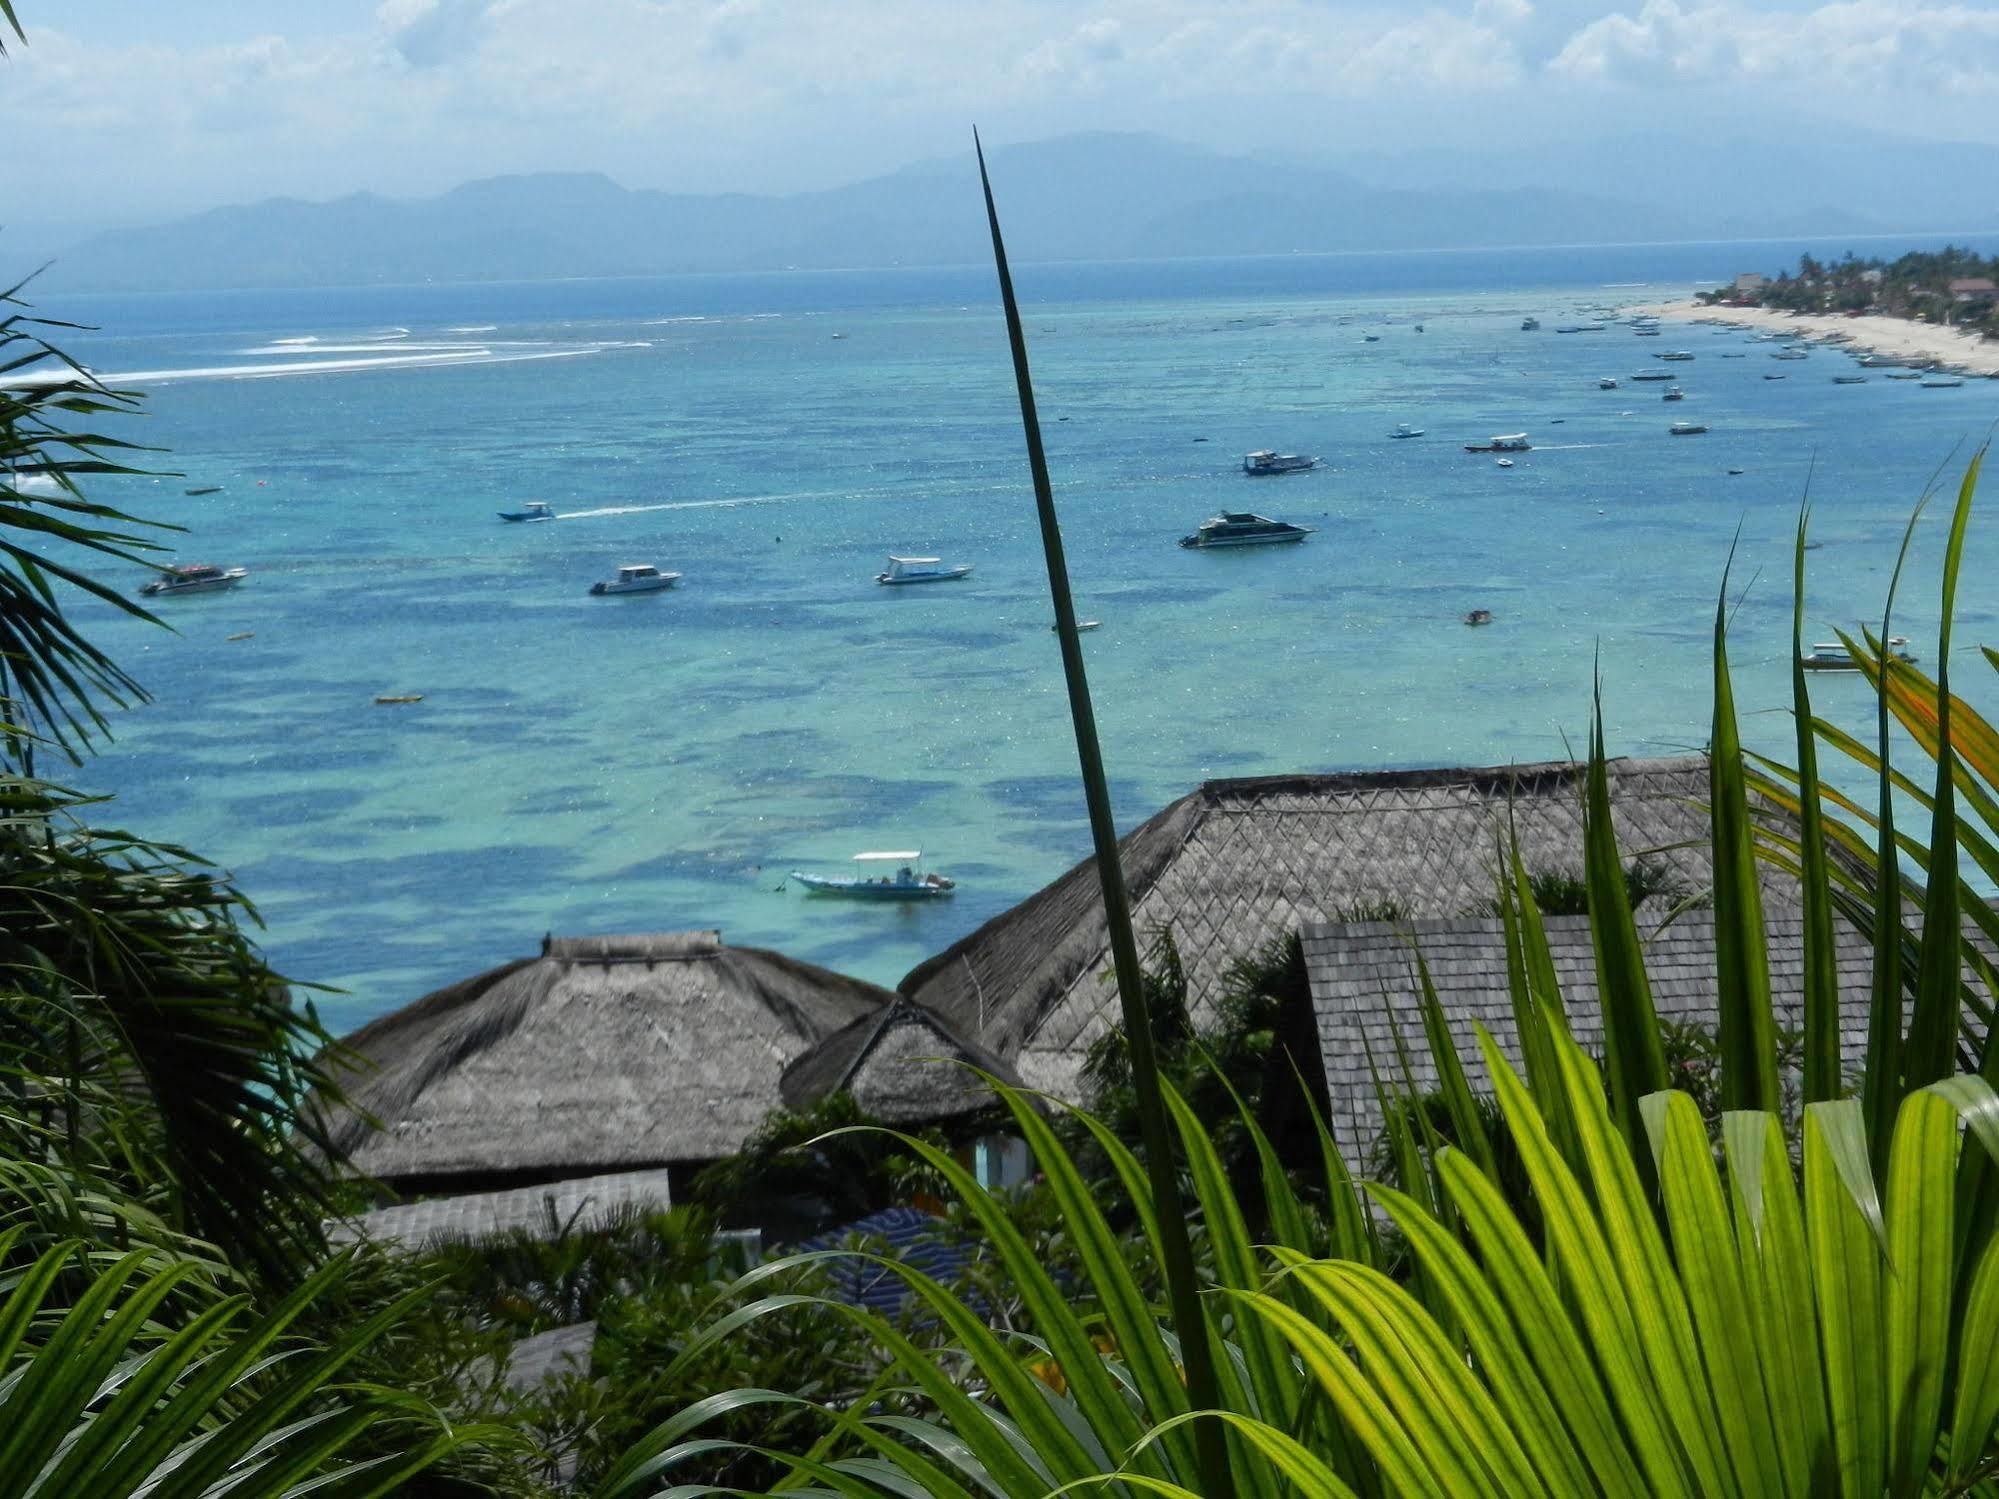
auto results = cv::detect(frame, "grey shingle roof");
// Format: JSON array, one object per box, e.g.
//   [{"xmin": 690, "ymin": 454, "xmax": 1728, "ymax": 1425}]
[
  {"xmin": 326, "ymin": 1166, "xmax": 676, "ymax": 1247},
  {"xmin": 902, "ymin": 756, "xmax": 1739, "ymax": 1103},
  {"xmin": 1305, "ymin": 909, "xmax": 1875, "ymax": 1158}
]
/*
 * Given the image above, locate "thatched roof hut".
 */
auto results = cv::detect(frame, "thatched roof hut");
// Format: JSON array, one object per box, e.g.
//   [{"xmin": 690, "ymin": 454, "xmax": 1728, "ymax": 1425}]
[
  {"xmin": 320, "ymin": 931, "xmax": 894, "ymax": 1193},
  {"xmin": 899, "ymin": 756, "xmax": 1750, "ymax": 1103},
  {"xmin": 1305, "ymin": 910, "xmax": 1875, "ymax": 1157},
  {"xmin": 780, "ymin": 998, "xmax": 1020, "ymax": 1124}
]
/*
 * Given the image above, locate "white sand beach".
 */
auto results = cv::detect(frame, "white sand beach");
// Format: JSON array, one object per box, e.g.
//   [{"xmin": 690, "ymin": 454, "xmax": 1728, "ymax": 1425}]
[{"xmin": 1627, "ymin": 299, "xmax": 1999, "ymax": 378}]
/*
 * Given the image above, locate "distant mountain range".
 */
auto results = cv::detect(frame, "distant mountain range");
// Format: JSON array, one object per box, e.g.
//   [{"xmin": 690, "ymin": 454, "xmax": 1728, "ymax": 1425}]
[{"xmin": 33, "ymin": 130, "xmax": 1999, "ymax": 294}]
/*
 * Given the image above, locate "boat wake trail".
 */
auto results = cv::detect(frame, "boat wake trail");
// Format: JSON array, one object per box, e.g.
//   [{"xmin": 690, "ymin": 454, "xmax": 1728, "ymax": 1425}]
[{"xmin": 555, "ymin": 482, "xmax": 1015, "ymax": 521}]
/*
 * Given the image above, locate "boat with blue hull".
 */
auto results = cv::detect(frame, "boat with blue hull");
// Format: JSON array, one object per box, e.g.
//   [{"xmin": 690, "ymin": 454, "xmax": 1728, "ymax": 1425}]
[
  {"xmin": 499, "ymin": 501, "xmax": 555, "ymax": 523},
  {"xmin": 789, "ymin": 851, "xmax": 956, "ymax": 899}
]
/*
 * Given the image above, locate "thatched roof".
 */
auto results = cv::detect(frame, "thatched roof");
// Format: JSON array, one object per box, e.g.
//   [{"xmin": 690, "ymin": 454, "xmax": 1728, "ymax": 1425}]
[
  {"xmin": 321, "ymin": 931, "xmax": 894, "ymax": 1187},
  {"xmin": 1305, "ymin": 909, "xmax": 1874, "ymax": 1157},
  {"xmin": 900, "ymin": 756, "xmax": 1753, "ymax": 1103},
  {"xmin": 780, "ymin": 998, "xmax": 1020, "ymax": 1124},
  {"xmin": 325, "ymin": 1166, "xmax": 676, "ymax": 1248}
]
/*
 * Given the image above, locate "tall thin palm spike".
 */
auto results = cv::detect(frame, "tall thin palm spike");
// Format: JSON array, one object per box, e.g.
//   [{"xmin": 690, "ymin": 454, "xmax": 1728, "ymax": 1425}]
[{"xmin": 974, "ymin": 132, "xmax": 1234, "ymax": 1499}]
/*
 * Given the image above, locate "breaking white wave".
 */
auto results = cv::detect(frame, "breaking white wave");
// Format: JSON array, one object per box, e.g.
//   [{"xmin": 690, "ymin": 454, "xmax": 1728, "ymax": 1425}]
[
  {"xmin": 236, "ymin": 341, "xmax": 511, "ymax": 356},
  {"xmin": 446, "ymin": 325, "xmax": 499, "ymax": 333},
  {"xmin": 96, "ymin": 345, "xmax": 614, "ymax": 385}
]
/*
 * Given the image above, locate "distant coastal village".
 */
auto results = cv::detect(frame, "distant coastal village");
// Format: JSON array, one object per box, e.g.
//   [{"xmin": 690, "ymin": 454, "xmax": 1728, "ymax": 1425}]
[{"xmin": 1702, "ymin": 246, "xmax": 1999, "ymax": 334}]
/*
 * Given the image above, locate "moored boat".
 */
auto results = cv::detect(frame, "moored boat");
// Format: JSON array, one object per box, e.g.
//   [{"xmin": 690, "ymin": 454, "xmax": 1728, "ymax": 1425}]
[
  {"xmin": 1662, "ymin": 387, "xmax": 1685, "ymax": 401},
  {"xmin": 876, "ymin": 555, "xmax": 973, "ymax": 584},
  {"xmin": 1669, "ymin": 420, "xmax": 1708, "ymax": 436},
  {"xmin": 1599, "ymin": 377, "xmax": 1619, "ymax": 389},
  {"xmin": 1179, "ymin": 512, "xmax": 1315, "ymax": 548},
  {"xmin": 789, "ymin": 851, "xmax": 956, "ymax": 900},
  {"xmin": 1243, "ymin": 450, "xmax": 1319, "ymax": 475},
  {"xmin": 589, "ymin": 564, "xmax": 680, "ymax": 595},
  {"xmin": 1832, "ymin": 375, "xmax": 1868, "ymax": 385},
  {"xmin": 1520, "ymin": 317, "xmax": 1541, "ymax": 331},
  {"xmin": 140, "ymin": 563, "xmax": 247, "ymax": 597},
  {"xmin": 1922, "ymin": 377, "xmax": 1966, "ymax": 388},
  {"xmin": 1389, "ymin": 423, "xmax": 1424, "ymax": 439},
  {"xmin": 1800, "ymin": 637, "xmax": 1914, "ymax": 672}
]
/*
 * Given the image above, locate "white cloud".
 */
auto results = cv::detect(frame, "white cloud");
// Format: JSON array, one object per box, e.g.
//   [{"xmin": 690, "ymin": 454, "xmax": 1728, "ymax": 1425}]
[
  {"xmin": 1020, "ymin": 18, "xmax": 1127, "ymax": 88},
  {"xmin": 378, "ymin": 0, "xmax": 501, "ymax": 68},
  {"xmin": 1551, "ymin": 0, "xmax": 1999, "ymax": 91}
]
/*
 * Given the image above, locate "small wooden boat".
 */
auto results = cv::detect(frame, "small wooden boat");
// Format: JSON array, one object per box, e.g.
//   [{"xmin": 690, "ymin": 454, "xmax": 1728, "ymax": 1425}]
[
  {"xmin": 1463, "ymin": 609, "xmax": 1494, "ymax": 627},
  {"xmin": 184, "ymin": 485, "xmax": 224, "ymax": 496},
  {"xmin": 374, "ymin": 694, "xmax": 424, "ymax": 704},
  {"xmin": 226, "ymin": 631, "xmax": 255, "ymax": 641},
  {"xmin": 1050, "ymin": 620, "xmax": 1102, "ymax": 632},
  {"xmin": 789, "ymin": 851, "xmax": 956, "ymax": 900}
]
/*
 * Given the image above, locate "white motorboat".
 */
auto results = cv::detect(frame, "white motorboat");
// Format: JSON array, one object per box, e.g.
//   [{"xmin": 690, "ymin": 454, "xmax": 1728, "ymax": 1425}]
[
  {"xmin": 589, "ymin": 563, "xmax": 680, "ymax": 595},
  {"xmin": 1179, "ymin": 512, "xmax": 1315, "ymax": 548},
  {"xmin": 1465, "ymin": 433, "xmax": 1531, "ymax": 453},
  {"xmin": 1389, "ymin": 423, "xmax": 1424, "ymax": 439},
  {"xmin": 1243, "ymin": 450, "xmax": 1319, "ymax": 475},
  {"xmin": 1599, "ymin": 378, "xmax": 1619, "ymax": 389},
  {"xmin": 140, "ymin": 563, "xmax": 247, "ymax": 597},
  {"xmin": 876, "ymin": 556, "xmax": 973, "ymax": 585},
  {"xmin": 1800, "ymin": 637, "xmax": 1913, "ymax": 672}
]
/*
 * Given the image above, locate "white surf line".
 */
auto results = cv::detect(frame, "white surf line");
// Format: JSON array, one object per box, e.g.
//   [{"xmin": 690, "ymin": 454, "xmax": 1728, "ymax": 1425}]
[
  {"xmin": 95, "ymin": 344, "xmax": 621, "ymax": 385},
  {"xmin": 235, "ymin": 340, "xmax": 542, "ymax": 355}
]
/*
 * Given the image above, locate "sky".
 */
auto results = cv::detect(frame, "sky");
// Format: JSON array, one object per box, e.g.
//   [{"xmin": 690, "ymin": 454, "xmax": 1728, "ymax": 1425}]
[{"xmin": 5, "ymin": 0, "xmax": 1999, "ymax": 235}]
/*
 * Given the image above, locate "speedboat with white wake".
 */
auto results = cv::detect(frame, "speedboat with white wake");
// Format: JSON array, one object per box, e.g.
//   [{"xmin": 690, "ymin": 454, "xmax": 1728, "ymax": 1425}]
[{"xmin": 499, "ymin": 501, "xmax": 555, "ymax": 523}]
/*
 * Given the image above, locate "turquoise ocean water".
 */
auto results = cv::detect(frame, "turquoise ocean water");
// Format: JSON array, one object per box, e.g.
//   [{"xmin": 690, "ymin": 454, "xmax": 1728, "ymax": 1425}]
[{"xmin": 40, "ymin": 237, "xmax": 1999, "ymax": 1033}]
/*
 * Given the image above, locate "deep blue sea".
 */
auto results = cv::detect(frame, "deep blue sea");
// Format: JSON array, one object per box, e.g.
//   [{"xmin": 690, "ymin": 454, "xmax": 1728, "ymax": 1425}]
[{"xmin": 33, "ymin": 235, "xmax": 1999, "ymax": 1033}]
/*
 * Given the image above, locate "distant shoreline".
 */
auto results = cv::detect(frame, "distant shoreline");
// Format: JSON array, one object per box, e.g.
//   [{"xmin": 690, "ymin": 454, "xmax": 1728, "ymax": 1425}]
[{"xmin": 1626, "ymin": 298, "xmax": 1999, "ymax": 378}]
